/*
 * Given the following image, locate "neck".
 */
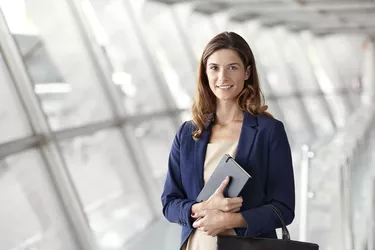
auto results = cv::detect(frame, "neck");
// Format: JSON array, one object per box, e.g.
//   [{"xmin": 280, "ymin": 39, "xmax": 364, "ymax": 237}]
[{"xmin": 214, "ymin": 100, "xmax": 244, "ymax": 126}]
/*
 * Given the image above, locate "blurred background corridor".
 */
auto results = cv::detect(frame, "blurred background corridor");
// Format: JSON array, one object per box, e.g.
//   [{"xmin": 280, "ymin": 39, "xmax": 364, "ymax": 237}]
[{"xmin": 0, "ymin": 0, "xmax": 375, "ymax": 249}]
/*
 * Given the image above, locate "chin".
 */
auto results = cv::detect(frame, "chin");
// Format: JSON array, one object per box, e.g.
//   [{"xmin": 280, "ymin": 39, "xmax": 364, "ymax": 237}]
[{"xmin": 216, "ymin": 95, "xmax": 237, "ymax": 103}]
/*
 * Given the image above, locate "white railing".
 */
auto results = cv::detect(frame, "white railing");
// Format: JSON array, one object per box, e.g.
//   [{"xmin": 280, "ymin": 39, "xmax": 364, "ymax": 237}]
[
  {"xmin": 363, "ymin": 179, "xmax": 375, "ymax": 250},
  {"xmin": 299, "ymin": 102, "xmax": 375, "ymax": 250}
]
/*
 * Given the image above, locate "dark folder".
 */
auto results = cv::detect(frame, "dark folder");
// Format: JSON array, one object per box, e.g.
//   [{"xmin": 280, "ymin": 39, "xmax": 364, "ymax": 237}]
[
  {"xmin": 217, "ymin": 205, "xmax": 319, "ymax": 250},
  {"xmin": 196, "ymin": 154, "xmax": 251, "ymax": 202}
]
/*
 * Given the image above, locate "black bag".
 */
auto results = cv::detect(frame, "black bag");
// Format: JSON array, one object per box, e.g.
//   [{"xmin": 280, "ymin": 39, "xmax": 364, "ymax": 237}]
[{"xmin": 217, "ymin": 205, "xmax": 319, "ymax": 250}]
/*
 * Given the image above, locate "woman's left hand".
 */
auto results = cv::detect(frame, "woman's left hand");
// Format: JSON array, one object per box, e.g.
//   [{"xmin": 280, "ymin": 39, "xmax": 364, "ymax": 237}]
[{"xmin": 192, "ymin": 209, "xmax": 230, "ymax": 237}]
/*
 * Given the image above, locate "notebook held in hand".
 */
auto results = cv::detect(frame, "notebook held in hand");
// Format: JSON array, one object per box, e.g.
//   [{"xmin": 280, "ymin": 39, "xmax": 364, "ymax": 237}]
[{"xmin": 196, "ymin": 154, "xmax": 251, "ymax": 202}]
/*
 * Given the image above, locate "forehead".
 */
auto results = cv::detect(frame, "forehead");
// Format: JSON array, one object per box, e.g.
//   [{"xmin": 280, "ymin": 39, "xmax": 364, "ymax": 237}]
[{"xmin": 207, "ymin": 49, "xmax": 243, "ymax": 65}]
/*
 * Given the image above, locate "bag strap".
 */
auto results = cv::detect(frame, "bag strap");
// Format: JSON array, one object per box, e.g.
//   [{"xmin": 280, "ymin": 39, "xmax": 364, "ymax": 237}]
[{"xmin": 266, "ymin": 204, "xmax": 291, "ymax": 240}]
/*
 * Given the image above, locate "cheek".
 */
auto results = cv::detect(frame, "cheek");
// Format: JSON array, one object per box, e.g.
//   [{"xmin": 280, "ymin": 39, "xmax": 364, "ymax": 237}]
[
  {"xmin": 206, "ymin": 74, "xmax": 216, "ymax": 86},
  {"xmin": 237, "ymin": 74, "xmax": 247, "ymax": 84}
]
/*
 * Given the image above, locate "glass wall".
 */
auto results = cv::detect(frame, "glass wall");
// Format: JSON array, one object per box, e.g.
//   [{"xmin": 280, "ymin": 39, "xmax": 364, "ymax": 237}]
[
  {"xmin": 0, "ymin": 53, "xmax": 33, "ymax": 144},
  {"xmin": 0, "ymin": 0, "xmax": 367, "ymax": 249},
  {"xmin": 13, "ymin": 0, "xmax": 114, "ymax": 131},
  {"xmin": 59, "ymin": 129, "xmax": 154, "ymax": 248},
  {"xmin": 0, "ymin": 150, "xmax": 78, "ymax": 250}
]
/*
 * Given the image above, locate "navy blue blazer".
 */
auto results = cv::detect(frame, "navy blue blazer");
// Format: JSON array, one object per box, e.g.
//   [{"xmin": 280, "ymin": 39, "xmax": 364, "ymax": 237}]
[{"xmin": 161, "ymin": 112, "xmax": 295, "ymax": 249}]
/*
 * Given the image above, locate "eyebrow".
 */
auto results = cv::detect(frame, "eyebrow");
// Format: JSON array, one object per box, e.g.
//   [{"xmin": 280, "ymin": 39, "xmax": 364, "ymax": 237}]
[{"xmin": 208, "ymin": 63, "xmax": 241, "ymax": 66}]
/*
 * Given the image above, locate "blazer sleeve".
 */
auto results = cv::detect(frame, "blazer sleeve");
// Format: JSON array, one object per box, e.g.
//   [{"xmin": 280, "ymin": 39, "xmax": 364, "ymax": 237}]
[
  {"xmin": 161, "ymin": 121, "xmax": 197, "ymax": 229},
  {"xmin": 240, "ymin": 120, "xmax": 295, "ymax": 236}
]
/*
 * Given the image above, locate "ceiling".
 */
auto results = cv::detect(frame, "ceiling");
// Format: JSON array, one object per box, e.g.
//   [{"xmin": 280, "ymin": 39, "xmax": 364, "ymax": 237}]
[
  {"xmin": 149, "ymin": 0, "xmax": 375, "ymax": 36},
  {"xmin": 10, "ymin": 0, "xmax": 374, "ymax": 87}
]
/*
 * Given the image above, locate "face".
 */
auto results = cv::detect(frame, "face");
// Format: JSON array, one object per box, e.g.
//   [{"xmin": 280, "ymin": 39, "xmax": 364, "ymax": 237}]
[{"xmin": 206, "ymin": 49, "xmax": 250, "ymax": 103}]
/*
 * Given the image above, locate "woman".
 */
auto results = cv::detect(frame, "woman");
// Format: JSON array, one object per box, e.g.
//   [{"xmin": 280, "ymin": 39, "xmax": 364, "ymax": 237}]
[{"xmin": 161, "ymin": 31, "xmax": 295, "ymax": 250}]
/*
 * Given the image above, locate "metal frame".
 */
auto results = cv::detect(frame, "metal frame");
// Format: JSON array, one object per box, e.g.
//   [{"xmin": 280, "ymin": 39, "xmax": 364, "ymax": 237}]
[
  {"xmin": 67, "ymin": 0, "xmax": 166, "ymax": 218},
  {"xmin": 314, "ymin": 38, "xmax": 354, "ymax": 114},
  {"xmin": 368, "ymin": 179, "xmax": 375, "ymax": 250},
  {"xmin": 122, "ymin": 0, "xmax": 183, "ymax": 130},
  {"xmin": 362, "ymin": 38, "xmax": 375, "ymax": 105},
  {"xmin": 292, "ymin": 35, "xmax": 337, "ymax": 130},
  {"xmin": 269, "ymin": 32, "xmax": 317, "ymax": 138},
  {"xmin": 0, "ymin": 8, "xmax": 97, "ymax": 250},
  {"xmin": 154, "ymin": 0, "xmax": 375, "ymax": 36},
  {"xmin": 0, "ymin": 1, "xmax": 190, "ymax": 247},
  {"xmin": 225, "ymin": 2, "xmax": 375, "ymax": 15},
  {"xmin": 299, "ymin": 144, "xmax": 313, "ymax": 241},
  {"xmin": 171, "ymin": 4, "xmax": 198, "ymax": 74},
  {"xmin": 0, "ymin": 135, "xmax": 42, "ymax": 159},
  {"xmin": 0, "ymin": 108, "xmax": 187, "ymax": 160}
]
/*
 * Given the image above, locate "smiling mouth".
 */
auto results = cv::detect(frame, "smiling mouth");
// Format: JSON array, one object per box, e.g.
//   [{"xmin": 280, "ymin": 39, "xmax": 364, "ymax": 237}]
[{"xmin": 216, "ymin": 85, "xmax": 233, "ymax": 89}]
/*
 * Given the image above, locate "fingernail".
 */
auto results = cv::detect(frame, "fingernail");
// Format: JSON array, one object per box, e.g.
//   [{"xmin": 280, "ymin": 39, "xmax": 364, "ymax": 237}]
[{"xmin": 191, "ymin": 213, "xmax": 195, "ymax": 217}]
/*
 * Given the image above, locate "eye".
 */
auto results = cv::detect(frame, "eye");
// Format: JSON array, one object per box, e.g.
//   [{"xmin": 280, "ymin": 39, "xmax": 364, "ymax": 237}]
[
  {"xmin": 228, "ymin": 65, "xmax": 238, "ymax": 71},
  {"xmin": 209, "ymin": 65, "xmax": 219, "ymax": 71}
]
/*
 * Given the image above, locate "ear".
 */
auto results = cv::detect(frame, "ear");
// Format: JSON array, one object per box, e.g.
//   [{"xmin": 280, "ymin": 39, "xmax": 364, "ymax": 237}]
[{"xmin": 245, "ymin": 65, "xmax": 251, "ymax": 80}]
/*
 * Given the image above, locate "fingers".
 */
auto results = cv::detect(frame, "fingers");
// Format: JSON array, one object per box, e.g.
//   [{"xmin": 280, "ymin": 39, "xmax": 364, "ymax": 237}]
[
  {"xmin": 221, "ymin": 197, "xmax": 243, "ymax": 212},
  {"xmin": 214, "ymin": 176, "xmax": 230, "ymax": 195},
  {"xmin": 191, "ymin": 209, "xmax": 207, "ymax": 219},
  {"xmin": 229, "ymin": 197, "xmax": 243, "ymax": 204},
  {"xmin": 210, "ymin": 231, "xmax": 219, "ymax": 237},
  {"xmin": 228, "ymin": 207, "xmax": 241, "ymax": 213},
  {"xmin": 205, "ymin": 229, "xmax": 221, "ymax": 237},
  {"xmin": 197, "ymin": 228, "xmax": 217, "ymax": 237},
  {"xmin": 192, "ymin": 217, "xmax": 203, "ymax": 228},
  {"xmin": 222, "ymin": 203, "xmax": 242, "ymax": 212}
]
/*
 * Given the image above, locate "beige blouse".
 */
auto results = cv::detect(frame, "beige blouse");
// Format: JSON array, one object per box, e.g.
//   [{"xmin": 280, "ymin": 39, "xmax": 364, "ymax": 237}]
[{"xmin": 183, "ymin": 141, "xmax": 238, "ymax": 250}]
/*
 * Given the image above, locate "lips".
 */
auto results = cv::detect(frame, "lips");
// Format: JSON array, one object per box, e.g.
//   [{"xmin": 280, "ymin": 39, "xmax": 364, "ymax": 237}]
[{"xmin": 216, "ymin": 85, "xmax": 233, "ymax": 89}]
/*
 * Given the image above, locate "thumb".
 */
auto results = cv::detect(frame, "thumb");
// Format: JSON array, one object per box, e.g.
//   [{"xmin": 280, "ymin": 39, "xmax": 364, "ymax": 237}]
[{"xmin": 215, "ymin": 176, "xmax": 230, "ymax": 195}]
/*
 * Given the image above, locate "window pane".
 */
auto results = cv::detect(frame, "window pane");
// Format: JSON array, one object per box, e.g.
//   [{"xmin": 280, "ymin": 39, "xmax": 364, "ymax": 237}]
[
  {"xmin": 59, "ymin": 128, "xmax": 153, "ymax": 249},
  {"xmin": 178, "ymin": 12, "xmax": 216, "ymax": 59},
  {"xmin": 179, "ymin": 110, "xmax": 191, "ymax": 125},
  {"xmin": 303, "ymin": 96, "xmax": 334, "ymax": 136},
  {"xmin": 129, "ymin": 117, "xmax": 176, "ymax": 185},
  {"xmin": 86, "ymin": 0, "xmax": 171, "ymax": 115},
  {"xmin": 2, "ymin": 0, "xmax": 114, "ymax": 131},
  {"xmin": 0, "ymin": 149, "xmax": 77, "ymax": 250},
  {"xmin": 279, "ymin": 30, "xmax": 321, "ymax": 92},
  {"xmin": 253, "ymin": 30, "xmax": 296, "ymax": 96},
  {"xmin": 278, "ymin": 97, "xmax": 313, "ymax": 145},
  {"xmin": 324, "ymin": 94, "xmax": 350, "ymax": 128},
  {"xmin": 141, "ymin": 1, "xmax": 196, "ymax": 103},
  {"xmin": 257, "ymin": 63, "xmax": 274, "ymax": 97},
  {"xmin": 266, "ymin": 100, "xmax": 283, "ymax": 121},
  {"xmin": 0, "ymin": 54, "xmax": 33, "ymax": 144}
]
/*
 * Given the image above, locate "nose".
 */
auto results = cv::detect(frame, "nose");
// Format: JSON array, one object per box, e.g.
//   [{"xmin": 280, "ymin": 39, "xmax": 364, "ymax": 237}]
[{"xmin": 218, "ymin": 69, "xmax": 228, "ymax": 82}]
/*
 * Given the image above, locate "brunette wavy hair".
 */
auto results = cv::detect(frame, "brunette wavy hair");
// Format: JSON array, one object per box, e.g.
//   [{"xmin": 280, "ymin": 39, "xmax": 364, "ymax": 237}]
[{"xmin": 191, "ymin": 31, "xmax": 270, "ymax": 140}]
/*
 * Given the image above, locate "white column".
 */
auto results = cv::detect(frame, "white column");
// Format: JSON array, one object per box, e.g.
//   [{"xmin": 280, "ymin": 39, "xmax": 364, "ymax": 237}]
[{"xmin": 362, "ymin": 38, "xmax": 375, "ymax": 105}]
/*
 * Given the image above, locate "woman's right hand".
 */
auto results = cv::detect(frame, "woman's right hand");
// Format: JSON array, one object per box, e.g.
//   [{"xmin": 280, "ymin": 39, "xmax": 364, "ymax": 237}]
[
  {"xmin": 205, "ymin": 176, "xmax": 243, "ymax": 213},
  {"xmin": 192, "ymin": 176, "xmax": 243, "ymax": 217}
]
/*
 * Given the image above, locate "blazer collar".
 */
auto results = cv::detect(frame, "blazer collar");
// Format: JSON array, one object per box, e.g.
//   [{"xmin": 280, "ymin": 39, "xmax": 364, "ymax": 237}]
[
  {"xmin": 242, "ymin": 111, "xmax": 258, "ymax": 128},
  {"xmin": 194, "ymin": 112, "xmax": 259, "ymax": 194},
  {"xmin": 234, "ymin": 112, "xmax": 258, "ymax": 173}
]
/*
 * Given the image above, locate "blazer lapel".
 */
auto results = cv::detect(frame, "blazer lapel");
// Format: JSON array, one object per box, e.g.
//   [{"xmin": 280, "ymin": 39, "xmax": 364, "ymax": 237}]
[
  {"xmin": 234, "ymin": 112, "xmax": 258, "ymax": 175},
  {"xmin": 194, "ymin": 121, "xmax": 212, "ymax": 194},
  {"xmin": 193, "ymin": 112, "xmax": 258, "ymax": 195}
]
